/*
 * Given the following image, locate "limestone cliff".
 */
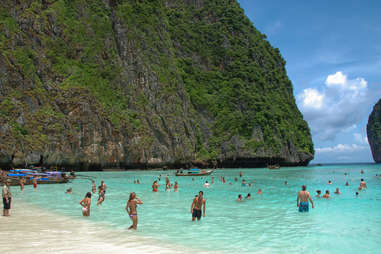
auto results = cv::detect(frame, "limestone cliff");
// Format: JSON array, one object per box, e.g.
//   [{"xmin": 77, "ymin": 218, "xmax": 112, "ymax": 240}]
[
  {"xmin": 367, "ymin": 99, "xmax": 381, "ymax": 163},
  {"xmin": 0, "ymin": 0, "xmax": 313, "ymax": 170}
]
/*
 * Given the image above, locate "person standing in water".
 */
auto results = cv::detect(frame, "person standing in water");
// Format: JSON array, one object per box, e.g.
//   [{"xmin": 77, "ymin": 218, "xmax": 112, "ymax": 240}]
[
  {"xmin": 101, "ymin": 181, "xmax": 107, "ymax": 194},
  {"xmin": 19, "ymin": 177, "xmax": 25, "ymax": 191},
  {"xmin": 297, "ymin": 185, "xmax": 314, "ymax": 212},
  {"xmin": 2, "ymin": 179, "xmax": 12, "ymax": 216},
  {"xmin": 32, "ymin": 177, "xmax": 38, "ymax": 189},
  {"xmin": 126, "ymin": 192, "xmax": 143, "ymax": 230},
  {"xmin": 152, "ymin": 180, "xmax": 160, "ymax": 192},
  {"xmin": 359, "ymin": 179, "xmax": 367, "ymax": 189},
  {"xmin": 91, "ymin": 180, "xmax": 97, "ymax": 194},
  {"xmin": 173, "ymin": 181, "xmax": 178, "ymax": 192},
  {"xmin": 80, "ymin": 192, "xmax": 91, "ymax": 217},
  {"xmin": 191, "ymin": 191, "xmax": 206, "ymax": 221}
]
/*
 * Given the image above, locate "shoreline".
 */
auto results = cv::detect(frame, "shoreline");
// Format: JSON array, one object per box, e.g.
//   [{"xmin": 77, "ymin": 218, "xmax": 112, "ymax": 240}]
[{"xmin": 0, "ymin": 199, "xmax": 210, "ymax": 254}]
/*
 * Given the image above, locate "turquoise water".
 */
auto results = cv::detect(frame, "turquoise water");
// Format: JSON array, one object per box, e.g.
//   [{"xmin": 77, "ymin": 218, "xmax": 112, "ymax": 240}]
[{"xmin": 10, "ymin": 164, "xmax": 381, "ymax": 253}]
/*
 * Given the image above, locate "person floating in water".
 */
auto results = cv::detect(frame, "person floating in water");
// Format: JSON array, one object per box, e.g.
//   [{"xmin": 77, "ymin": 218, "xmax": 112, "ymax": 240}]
[
  {"xmin": 191, "ymin": 191, "xmax": 206, "ymax": 221},
  {"xmin": 152, "ymin": 180, "xmax": 160, "ymax": 192},
  {"xmin": 334, "ymin": 188, "xmax": 341, "ymax": 194},
  {"xmin": 80, "ymin": 192, "xmax": 91, "ymax": 217},
  {"xmin": 323, "ymin": 190, "xmax": 330, "ymax": 199},
  {"xmin": 297, "ymin": 185, "xmax": 314, "ymax": 212},
  {"xmin": 126, "ymin": 192, "xmax": 143, "ymax": 230}
]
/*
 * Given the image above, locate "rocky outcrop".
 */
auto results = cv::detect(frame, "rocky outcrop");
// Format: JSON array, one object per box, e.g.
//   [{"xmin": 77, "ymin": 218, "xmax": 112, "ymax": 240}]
[
  {"xmin": 367, "ymin": 99, "xmax": 381, "ymax": 162},
  {"xmin": 0, "ymin": 0, "xmax": 313, "ymax": 170}
]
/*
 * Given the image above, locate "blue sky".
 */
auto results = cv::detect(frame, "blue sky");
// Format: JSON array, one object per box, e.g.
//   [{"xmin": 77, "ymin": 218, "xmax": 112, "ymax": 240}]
[{"xmin": 238, "ymin": 0, "xmax": 381, "ymax": 163}]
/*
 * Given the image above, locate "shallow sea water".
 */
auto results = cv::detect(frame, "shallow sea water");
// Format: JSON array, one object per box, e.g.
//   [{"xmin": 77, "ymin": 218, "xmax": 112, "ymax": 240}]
[{"xmin": 1, "ymin": 164, "xmax": 381, "ymax": 254}]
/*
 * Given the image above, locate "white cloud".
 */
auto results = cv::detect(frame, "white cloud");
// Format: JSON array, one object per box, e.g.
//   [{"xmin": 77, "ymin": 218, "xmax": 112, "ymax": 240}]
[
  {"xmin": 326, "ymin": 71, "xmax": 347, "ymax": 86},
  {"xmin": 316, "ymin": 144, "xmax": 368, "ymax": 154},
  {"xmin": 297, "ymin": 88, "xmax": 324, "ymax": 109},
  {"xmin": 297, "ymin": 71, "xmax": 369, "ymax": 140}
]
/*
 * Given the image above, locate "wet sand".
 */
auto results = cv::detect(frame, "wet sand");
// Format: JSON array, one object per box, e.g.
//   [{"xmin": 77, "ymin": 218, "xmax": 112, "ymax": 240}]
[{"xmin": 0, "ymin": 200, "xmax": 202, "ymax": 254}]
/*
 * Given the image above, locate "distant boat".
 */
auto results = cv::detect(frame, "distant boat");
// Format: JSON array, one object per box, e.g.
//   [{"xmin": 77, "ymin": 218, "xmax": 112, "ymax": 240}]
[
  {"xmin": 267, "ymin": 165, "xmax": 280, "ymax": 170},
  {"xmin": 175, "ymin": 168, "xmax": 213, "ymax": 176}
]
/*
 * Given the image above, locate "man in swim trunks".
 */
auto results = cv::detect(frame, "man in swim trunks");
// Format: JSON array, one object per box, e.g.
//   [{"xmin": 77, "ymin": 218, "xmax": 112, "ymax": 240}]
[
  {"xmin": 2, "ymin": 179, "xmax": 12, "ymax": 216},
  {"xmin": 297, "ymin": 185, "xmax": 314, "ymax": 212},
  {"xmin": 191, "ymin": 191, "xmax": 206, "ymax": 221}
]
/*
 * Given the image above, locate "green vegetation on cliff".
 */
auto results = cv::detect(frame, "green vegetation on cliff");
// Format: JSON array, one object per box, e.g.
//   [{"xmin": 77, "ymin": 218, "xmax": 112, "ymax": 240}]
[
  {"xmin": 0, "ymin": 0, "xmax": 313, "ymax": 169},
  {"xmin": 367, "ymin": 99, "xmax": 381, "ymax": 162}
]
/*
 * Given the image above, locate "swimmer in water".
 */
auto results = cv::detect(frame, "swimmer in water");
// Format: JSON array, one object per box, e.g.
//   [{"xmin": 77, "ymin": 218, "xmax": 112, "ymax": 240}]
[
  {"xmin": 316, "ymin": 190, "xmax": 321, "ymax": 197},
  {"xmin": 174, "ymin": 181, "xmax": 178, "ymax": 192},
  {"xmin": 345, "ymin": 181, "xmax": 349, "ymax": 186},
  {"xmin": 66, "ymin": 188, "xmax": 72, "ymax": 194},
  {"xmin": 126, "ymin": 192, "xmax": 143, "ymax": 230},
  {"xmin": 204, "ymin": 181, "xmax": 210, "ymax": 188},
  {"xmin": 80, "ymin": 192, "xmax": 91, "ymax": 216},
  {"xmin": 237, "ymin": 194, "xmax": 243, "ymax": 202},
  {"xmin": 257, "ymin": 189, "xmax": 262, "ymax": 195},
  {"xmin": 245, "ymin": 193, "xmax": 251, "ymax": 199},
  {"xmin": 241, "ymin": 179, "xmax": 246, "ymax": 187},
  {"xmin": 334, "ymin": 188, "xmax": 341, "ymax": 194},
  {"xmin": 328, "ymin": 180, "xmax": 332, "ymax": 185},
  {"xmin": 323, "ymin": 190, "xmax": 330, "ymax": 199}
]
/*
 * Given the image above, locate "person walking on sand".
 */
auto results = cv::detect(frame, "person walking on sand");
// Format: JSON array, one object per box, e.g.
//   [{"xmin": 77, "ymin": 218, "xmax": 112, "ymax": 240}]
[
  {"xmin": 80, "ymin": 192, "xmax": 91, "ymax": 217},
  {"xmin": 126, "ymin": 192, "xmax": 143, "ymax": 230},
  {"xmin": 297, "ymin": 185, "xmax": 314, "ymax": 212},
  {"xmin": 191, "ymin": 191, "xmax": 206, "ymax": 221},
  {"xmin": 2, "ymin": 179, "xmax": 12, "ymax": 216}
]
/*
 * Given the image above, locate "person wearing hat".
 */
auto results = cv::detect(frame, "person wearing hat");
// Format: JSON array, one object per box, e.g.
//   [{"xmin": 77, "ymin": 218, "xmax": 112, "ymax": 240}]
[{"xmin": 2, "ymin": 179, "xmax": 12, "ymax": 216}]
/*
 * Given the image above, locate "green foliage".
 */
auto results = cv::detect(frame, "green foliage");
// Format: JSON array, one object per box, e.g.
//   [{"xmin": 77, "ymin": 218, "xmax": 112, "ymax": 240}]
[{"xmin": 0, "ymin": 0, "xmax": 314, "ymax": 163}]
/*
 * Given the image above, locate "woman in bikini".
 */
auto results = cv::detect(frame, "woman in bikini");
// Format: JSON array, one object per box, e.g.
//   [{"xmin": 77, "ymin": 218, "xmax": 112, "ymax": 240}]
[
  {"xmin": 80, "ymin": 192, "xmax": 91, "ymax": 216},
  {"xmin": 126, "ymin": 192, "xmax": 143, "ymax": 230}
]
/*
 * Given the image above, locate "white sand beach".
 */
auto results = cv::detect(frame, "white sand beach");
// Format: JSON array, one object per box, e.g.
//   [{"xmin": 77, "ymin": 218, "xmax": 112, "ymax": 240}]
[{"xmin": 0, "ymin": 200, "xmax": 207, "ymax": 254}]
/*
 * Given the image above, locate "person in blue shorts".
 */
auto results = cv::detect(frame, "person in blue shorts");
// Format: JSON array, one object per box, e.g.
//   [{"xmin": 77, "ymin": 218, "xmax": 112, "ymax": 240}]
[{"xmin": 297, "ymin": 185, "xmax": 314, "ymax": 212}]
